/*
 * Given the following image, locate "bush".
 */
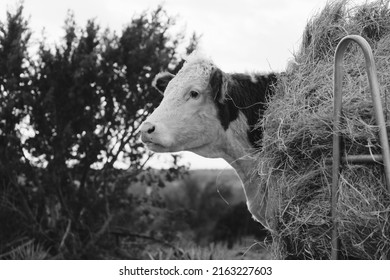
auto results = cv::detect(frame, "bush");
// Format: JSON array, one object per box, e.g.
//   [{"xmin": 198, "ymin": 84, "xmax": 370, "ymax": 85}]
[{"xmin": 0, "ymin": 4, "xmax": 198, "ymax": 259}]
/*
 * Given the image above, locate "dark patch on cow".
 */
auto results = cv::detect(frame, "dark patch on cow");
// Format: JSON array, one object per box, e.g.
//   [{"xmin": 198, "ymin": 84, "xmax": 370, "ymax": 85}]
[
  {"xmin": 210, "ymin": 69, "xmax": 239, "ymax": 130},
  {"xmin": 210, "ymin": 69, "xmax": 277, "ymax": 148}
]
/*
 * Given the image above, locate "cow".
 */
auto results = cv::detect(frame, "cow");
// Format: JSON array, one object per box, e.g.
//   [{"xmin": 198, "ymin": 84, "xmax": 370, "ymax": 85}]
[{"xmin": 140, "ymin": 52, "xmax": 277, "ymax": 228}]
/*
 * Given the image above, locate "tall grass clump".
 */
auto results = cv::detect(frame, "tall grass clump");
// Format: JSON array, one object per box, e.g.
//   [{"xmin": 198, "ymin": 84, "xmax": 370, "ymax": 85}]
[{"xmin": 258, "ymin": 0, "xmax": 390, "ymax": 259}]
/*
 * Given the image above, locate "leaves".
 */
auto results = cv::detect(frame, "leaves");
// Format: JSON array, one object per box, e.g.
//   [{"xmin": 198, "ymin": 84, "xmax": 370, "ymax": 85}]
[{"xmin": 0, "ymin": 3, "xmax": 198, "ymax": 259}]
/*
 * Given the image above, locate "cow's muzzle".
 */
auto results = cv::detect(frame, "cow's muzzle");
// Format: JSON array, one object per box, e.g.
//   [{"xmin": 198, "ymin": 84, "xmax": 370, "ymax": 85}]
[{"xmin": 140, "ymin": 121, "xmax": 156, "ymax": 143}]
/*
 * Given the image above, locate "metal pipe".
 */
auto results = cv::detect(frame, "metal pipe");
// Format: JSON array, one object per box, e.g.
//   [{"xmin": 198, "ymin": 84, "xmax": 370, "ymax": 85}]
[
  {"xmin": 325, "ymin": 154, "xmax": 384, "ymax": 165},
  {"xmin": 342, "ymin": 154, "xmax": 384, "ymax": 164},
  {"xmin": 332, "ymin": 35, "xmax": 390, "ymax": 260}
]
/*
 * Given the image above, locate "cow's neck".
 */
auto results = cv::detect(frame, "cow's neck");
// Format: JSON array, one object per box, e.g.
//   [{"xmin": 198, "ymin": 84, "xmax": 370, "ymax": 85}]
[{"xmin": 219, "ymin": 113, "xmax": 269, "ymax": 228}]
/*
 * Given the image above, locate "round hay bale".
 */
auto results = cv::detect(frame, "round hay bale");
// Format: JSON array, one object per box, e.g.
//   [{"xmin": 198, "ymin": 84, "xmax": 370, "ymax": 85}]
[{"xmin": 258, "ymin": 0, "xmax": 390, "ymax": 259}]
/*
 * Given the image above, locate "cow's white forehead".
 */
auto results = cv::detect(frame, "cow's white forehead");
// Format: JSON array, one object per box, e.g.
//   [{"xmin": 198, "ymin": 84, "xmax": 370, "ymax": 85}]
[{"xmin": 165, "ymin": 54, "xmax": 215, "ymax": 94}]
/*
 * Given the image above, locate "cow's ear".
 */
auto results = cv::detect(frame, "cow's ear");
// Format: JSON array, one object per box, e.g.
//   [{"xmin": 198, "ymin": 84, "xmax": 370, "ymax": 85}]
[
  {"xmin": 152, "ymin": 72, "xmax": 175, "ymax": 94},
  {"xmin": 210, "ymin": 67, "xmax": 229, "ymax": 103},
  {"xmin": 209, "ymin": 67, "xmax": 237, "ymax": 130}
]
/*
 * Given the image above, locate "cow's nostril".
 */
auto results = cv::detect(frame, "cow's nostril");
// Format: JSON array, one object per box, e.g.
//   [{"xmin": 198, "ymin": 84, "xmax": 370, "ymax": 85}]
[
  {"xmin": 141, "ymin": 122, "xmax": 156, "ymax": 135},
  {"xmin": 147, "ymin": 125, "xmax": 155, "ymax": 134}
]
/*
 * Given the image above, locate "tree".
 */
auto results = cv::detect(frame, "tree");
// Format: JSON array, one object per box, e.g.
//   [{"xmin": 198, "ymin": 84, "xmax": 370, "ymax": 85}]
[
  {"xmin": 0, "ymin": 4, "xmax": 34, "ymax": 250},
  {"xmin": 0, "ymin": 4, "xmax": 198, "ymax": 259}
]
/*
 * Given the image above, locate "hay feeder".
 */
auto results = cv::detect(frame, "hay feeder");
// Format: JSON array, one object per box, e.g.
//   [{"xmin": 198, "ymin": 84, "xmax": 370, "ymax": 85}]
[
  {"xmin": 258, "ymin": 0, "xmax": 390, "ymax": 260},
  {"xmin": 330, "ymin": 34, "xmax": 390, "ymax": 259}
]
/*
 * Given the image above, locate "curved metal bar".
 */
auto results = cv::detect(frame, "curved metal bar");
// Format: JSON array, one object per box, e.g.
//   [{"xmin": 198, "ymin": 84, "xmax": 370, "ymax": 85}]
[
  {"xmin": 332, "ymin": 35, "xmax": 390, "ymax": 260},
  {"xmin": 325, "ymin": 154, "xmax": 384, "ymax": 165}
]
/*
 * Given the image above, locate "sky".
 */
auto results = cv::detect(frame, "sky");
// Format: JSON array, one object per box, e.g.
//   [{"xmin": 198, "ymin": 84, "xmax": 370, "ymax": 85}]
[
  {"xmin": 0, "ymin": 0, "xmax": 370, "ymax": 170},
  {"xmin": 2, "ymin": 0, "xmax": 347, "ymax": 71}
]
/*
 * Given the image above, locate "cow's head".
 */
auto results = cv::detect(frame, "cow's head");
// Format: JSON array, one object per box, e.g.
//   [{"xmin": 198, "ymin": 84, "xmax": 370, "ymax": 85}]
[{"xmin": 140, "ymin": 54, "xmax": 234, "ymax": 158}]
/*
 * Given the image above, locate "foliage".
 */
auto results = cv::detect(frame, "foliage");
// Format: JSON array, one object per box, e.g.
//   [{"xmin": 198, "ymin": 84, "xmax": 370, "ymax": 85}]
[
  {"xmin": 0, "ymin": 3, "xmax": 199, "ymax": 259},
  {"xmin": 119, "ymin": 170, "xmax": 268, "ymax": 259}
]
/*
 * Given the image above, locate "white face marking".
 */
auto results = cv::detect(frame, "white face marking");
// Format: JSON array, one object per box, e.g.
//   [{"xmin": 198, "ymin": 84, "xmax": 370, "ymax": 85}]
[{"xmin": 140, "ymin": 56, "xmax": 226, "ymax": 157}]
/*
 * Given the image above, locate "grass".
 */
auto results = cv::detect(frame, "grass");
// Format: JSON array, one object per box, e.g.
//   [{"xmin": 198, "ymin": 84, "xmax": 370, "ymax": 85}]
[{"xmin": 144, "ymin": 238, "xmax": 271, "ymax": 260}]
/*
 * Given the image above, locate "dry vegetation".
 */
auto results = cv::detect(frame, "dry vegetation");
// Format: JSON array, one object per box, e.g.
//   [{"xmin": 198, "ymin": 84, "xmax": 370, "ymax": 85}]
[{"xmin": 258, "ymin": 0, "xmax": 390, "ymax": 259}]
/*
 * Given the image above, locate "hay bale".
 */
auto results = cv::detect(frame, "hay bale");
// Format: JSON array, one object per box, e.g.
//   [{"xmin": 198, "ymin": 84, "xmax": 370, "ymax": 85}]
[{"xmin": 258, "ymin": 0, "xmax": 390, "ymax": 259}]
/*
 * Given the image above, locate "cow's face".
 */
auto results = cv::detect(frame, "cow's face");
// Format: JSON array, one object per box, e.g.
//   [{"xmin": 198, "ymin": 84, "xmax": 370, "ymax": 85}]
[{"xmin": 140, "ymin": 58, "xmax": 227, "ymax": 157}]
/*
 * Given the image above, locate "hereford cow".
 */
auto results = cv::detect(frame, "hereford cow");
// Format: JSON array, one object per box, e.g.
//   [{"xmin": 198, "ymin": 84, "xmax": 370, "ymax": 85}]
[{"xmin": 140, "ymin": 53, "xmax": 277, "ymax": 228}]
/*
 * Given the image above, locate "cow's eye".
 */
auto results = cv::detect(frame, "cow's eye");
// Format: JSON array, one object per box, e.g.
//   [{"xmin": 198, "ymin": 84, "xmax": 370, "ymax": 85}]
[{"xmin": 190, "ymin": 90, "xmax": 200, "ymax": 99}]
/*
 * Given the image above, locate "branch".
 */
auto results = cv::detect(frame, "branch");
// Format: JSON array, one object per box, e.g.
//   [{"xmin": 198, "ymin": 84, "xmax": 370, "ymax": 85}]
[
  {"xmin": 59, "ymin": 219, "xmax": 72, "ymax": 251},
  {"xmin": 105, "ymin": 112, "xmax": 150, "ymax": 168},
  {"xmin": 139, "ymin": 153, "xmax": 153, "ymax": 170},
  {"xmin": 84, "ymin": 214, "xmax": 114, "ymax": 250}
]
